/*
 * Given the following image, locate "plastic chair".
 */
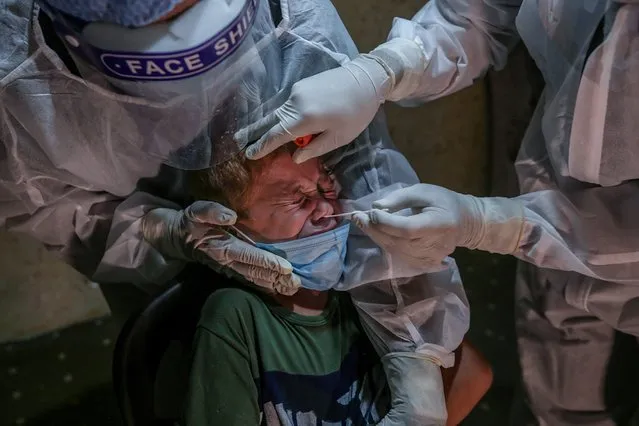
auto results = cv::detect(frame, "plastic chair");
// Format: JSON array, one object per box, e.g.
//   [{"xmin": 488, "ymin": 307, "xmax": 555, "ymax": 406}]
[{"xmin": 112, "ymin": 268, "xmax": 229, "ymax": 426}]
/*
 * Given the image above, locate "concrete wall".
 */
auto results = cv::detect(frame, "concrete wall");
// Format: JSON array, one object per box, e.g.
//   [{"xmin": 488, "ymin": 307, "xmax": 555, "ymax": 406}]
[{"xmin": 0, "ymin": 232, "xmax": 109, "ymax": 343}]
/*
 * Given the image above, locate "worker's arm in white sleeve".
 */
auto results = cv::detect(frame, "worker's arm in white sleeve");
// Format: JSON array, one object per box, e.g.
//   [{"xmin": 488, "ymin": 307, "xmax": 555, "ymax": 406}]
[
  {"xmin": 2, "ymin": 189, "xmax": 300, "ymax": 294},
  {"xmin": 513, "ymin": 184, "xmax": 639, "ymax": 283},
  {"xmin": 2, "ymin": 189, "xmax": 186, "ymax": 292},
  {"xmin": 244, "ymin": 0, "xmax": 523, "ymax": 163},
  {"xmin": 380, "ymin": 0, "xmax": 524, "ymax": 104},
  {"xmin": 356, "ymin": 182, "xmax": 639, "ymax": 284},
  {"xmin": 351, "ymin": 257, "xmax": 469, "ymax": 425}
]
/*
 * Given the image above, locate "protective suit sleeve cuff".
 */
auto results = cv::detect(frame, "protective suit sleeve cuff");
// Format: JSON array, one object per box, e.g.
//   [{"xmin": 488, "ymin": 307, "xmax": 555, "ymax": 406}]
[
  {"xmin": 414, "ymin": 347, "xmax": 455, "ymax": 369},
  {"xmin": 465, "ymin": 196, "xmax": 525, "ymax": 255},
  {"xmin": 370, "ymin": 38, "xmax": 427, "ymax": 102},
  {"xmin": 347, "ymin": 54, "xmax": 394, "ymax": 102}
]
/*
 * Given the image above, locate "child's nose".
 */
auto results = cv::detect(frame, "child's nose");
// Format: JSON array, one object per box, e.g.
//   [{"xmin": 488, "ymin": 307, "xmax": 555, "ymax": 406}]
[{"xmin": 310, "ymin": 199, "xmax": 334, "ymax": 223}]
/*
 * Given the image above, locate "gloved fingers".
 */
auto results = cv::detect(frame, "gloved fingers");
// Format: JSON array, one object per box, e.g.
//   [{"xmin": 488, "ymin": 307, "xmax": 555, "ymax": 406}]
[
  {"xmin": 245, "ymin": 121, "xmax": 293, "ymax": 159},
  {"xmin": 395, "ymin": 245, "xmax": 448, "ymax": 270},
  {"xmin": 354, "ymin": 212, "xmax": 447, "ymax": 264},
  {"xmin": 273, "ymin": 274, "xmax": 302, "ymax": 296},
  {"xmin": 249, "ymin": 278, "xmax": 300, "ymax": 296},
  {"xmin": 369, "ymin": 208, "xmax": 456, "ymax": 239},
  {"xmin": 230, "ymin": 262, "xmax": 301, "ymax": 295},
  {"xmin": 244, "ymin": 100, "xmax": 312, "ymax": 160},
  {"xmin": 185, "ymin": 201, "xmax": 237, "ymax": 225},
  {"xmin": 231, "ymin": 261, "xmax": 300, "ymax": 290},
  {"xmin": 140, "ymin": 208, "xmax": 179, "ymax": 241},
  {"xmin": 371, "ymin": 185, "xmax": 435, "ymax": 212},
  {"xmin": 352, "ymin": 213, "xmax": 401, "ymax": 249},
  {"xmin": 362, "ymin": 229, "xmax": 436, "ymax": 267},
  {"xmin": 351, "ymin": 212, "xmax": 370, "ymax": 228},
  {"xmin": 224, "ymin": 241, "xmax": 294, "ymax": 275},
  {"xmin": 198, "ymin": 236, "xmax": 295, "ymax": 275},
  {"xmin": 234, "ymin": 112, "xmax": 279, "ymax": 151},
  {"xmin": 292, "ymin": 131, "xmax": 342, "ymax": 164},
  {"xmin": 365, "ymin": 209, "xmax": 432, "ymax": 239},
  {"xmin": 230, "ymin": 261, "xmax": 279, "ymax": 283},
  {"xmin": 246, "ymin": 101, "xmax": 323, "ymax": 160}
]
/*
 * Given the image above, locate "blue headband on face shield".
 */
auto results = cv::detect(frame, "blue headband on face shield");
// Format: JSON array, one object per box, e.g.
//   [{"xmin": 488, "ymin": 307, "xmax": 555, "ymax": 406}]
[
  {"xmin": 41, "ymin": 0, "xmax": 184, "ymax": 27},
  {"xmin": 256, "ymin": 223, "xmax": 351, "ymax": 292},
  {"xmin": 40, "ymin": 0, "xmax": 259, "ymax": 83}
]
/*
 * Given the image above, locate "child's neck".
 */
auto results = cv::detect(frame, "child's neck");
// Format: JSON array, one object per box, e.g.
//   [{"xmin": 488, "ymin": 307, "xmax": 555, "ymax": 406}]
[{"xmin": 273, "ymin": 288, "xmax": 329, "ymax": 316}]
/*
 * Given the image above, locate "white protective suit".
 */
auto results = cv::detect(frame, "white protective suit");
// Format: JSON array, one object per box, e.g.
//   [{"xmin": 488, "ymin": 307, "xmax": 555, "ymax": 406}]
[
  {"xmin": 383, "ymin": 1, "xmax": 639, "ymax": 424},
  {"xmin": 0, "ymin": 0, "xmax": 468, "ymax": 424}
]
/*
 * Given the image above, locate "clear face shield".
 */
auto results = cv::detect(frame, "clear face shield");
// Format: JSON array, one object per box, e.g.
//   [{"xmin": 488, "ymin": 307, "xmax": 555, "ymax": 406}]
[{"xmin": 40, "ymin": 0, "xmax": 282, "ymax": 169}]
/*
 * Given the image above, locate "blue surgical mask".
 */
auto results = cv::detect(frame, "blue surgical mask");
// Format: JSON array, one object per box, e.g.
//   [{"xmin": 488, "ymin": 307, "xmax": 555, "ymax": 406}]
[{"xmin": 256, "ymin": 223, "xmax": 350, "ymax": 291}]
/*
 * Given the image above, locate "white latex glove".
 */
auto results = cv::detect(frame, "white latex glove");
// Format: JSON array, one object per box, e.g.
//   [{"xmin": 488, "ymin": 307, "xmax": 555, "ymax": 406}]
[
  {"xmin": 141, "ymin": 201, "xmax": 300, "ymax": 295},
  {"xmin": 238, "ymin": 39, "xmax": 425, "ymax": 163},
  {"xmin": 352, "ymin": 184, "xmax": 525, "ymax": 267},
  {"xmin": 378, "ymin": 354, "xmax": 447, "ymax": 426}
]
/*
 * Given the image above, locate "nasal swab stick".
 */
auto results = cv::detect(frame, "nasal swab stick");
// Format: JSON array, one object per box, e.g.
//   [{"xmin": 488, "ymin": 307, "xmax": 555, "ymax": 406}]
[
  {"xmin": 325, "ymin": 208, "xmax": 389, "ymax": 219},
  {"xmin": 229, "ymin": 225, "xmax": 257, "ymax": 245}
]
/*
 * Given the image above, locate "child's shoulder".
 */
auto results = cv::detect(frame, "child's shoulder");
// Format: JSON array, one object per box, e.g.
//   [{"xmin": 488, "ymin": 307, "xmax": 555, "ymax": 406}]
[{"xmin": 198, "ymin": 287, "xmax": 270, "ymax": 332}]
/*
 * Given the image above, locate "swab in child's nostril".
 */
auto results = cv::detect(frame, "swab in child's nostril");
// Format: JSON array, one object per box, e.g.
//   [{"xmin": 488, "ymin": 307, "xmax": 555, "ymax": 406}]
[{"xmin": 324, "ymin": 208, "xmax": 389, "ymax": 218}]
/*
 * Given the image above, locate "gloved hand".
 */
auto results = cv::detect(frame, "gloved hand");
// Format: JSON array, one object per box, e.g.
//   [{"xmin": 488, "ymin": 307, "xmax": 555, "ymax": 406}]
[
  {"xmin": 238, "ymin": 39, "xmax": 426, "ymax": 163},
  {"xmin": 378, "ymin": 353, "xmax": 447, "ymax": 426},
  {"xmin": 352, "ymin": 184, "xmax": 525, "ymax": 267},
  {"xmin": 141, "ymin": 201, "xmax": 301, "ymax": 295}
]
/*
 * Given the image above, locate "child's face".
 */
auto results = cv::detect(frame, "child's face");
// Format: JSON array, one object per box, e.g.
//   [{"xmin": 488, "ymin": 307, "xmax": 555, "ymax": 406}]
[{"xmin": 238, "ymin": 150, "xmax": 341, "ymax": 243}]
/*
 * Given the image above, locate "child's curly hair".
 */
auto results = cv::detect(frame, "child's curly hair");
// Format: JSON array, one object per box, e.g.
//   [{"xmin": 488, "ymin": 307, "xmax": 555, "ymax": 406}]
[{"xmin": 188, "ymin": 145, "xmax": 293, "ymax": 217}]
